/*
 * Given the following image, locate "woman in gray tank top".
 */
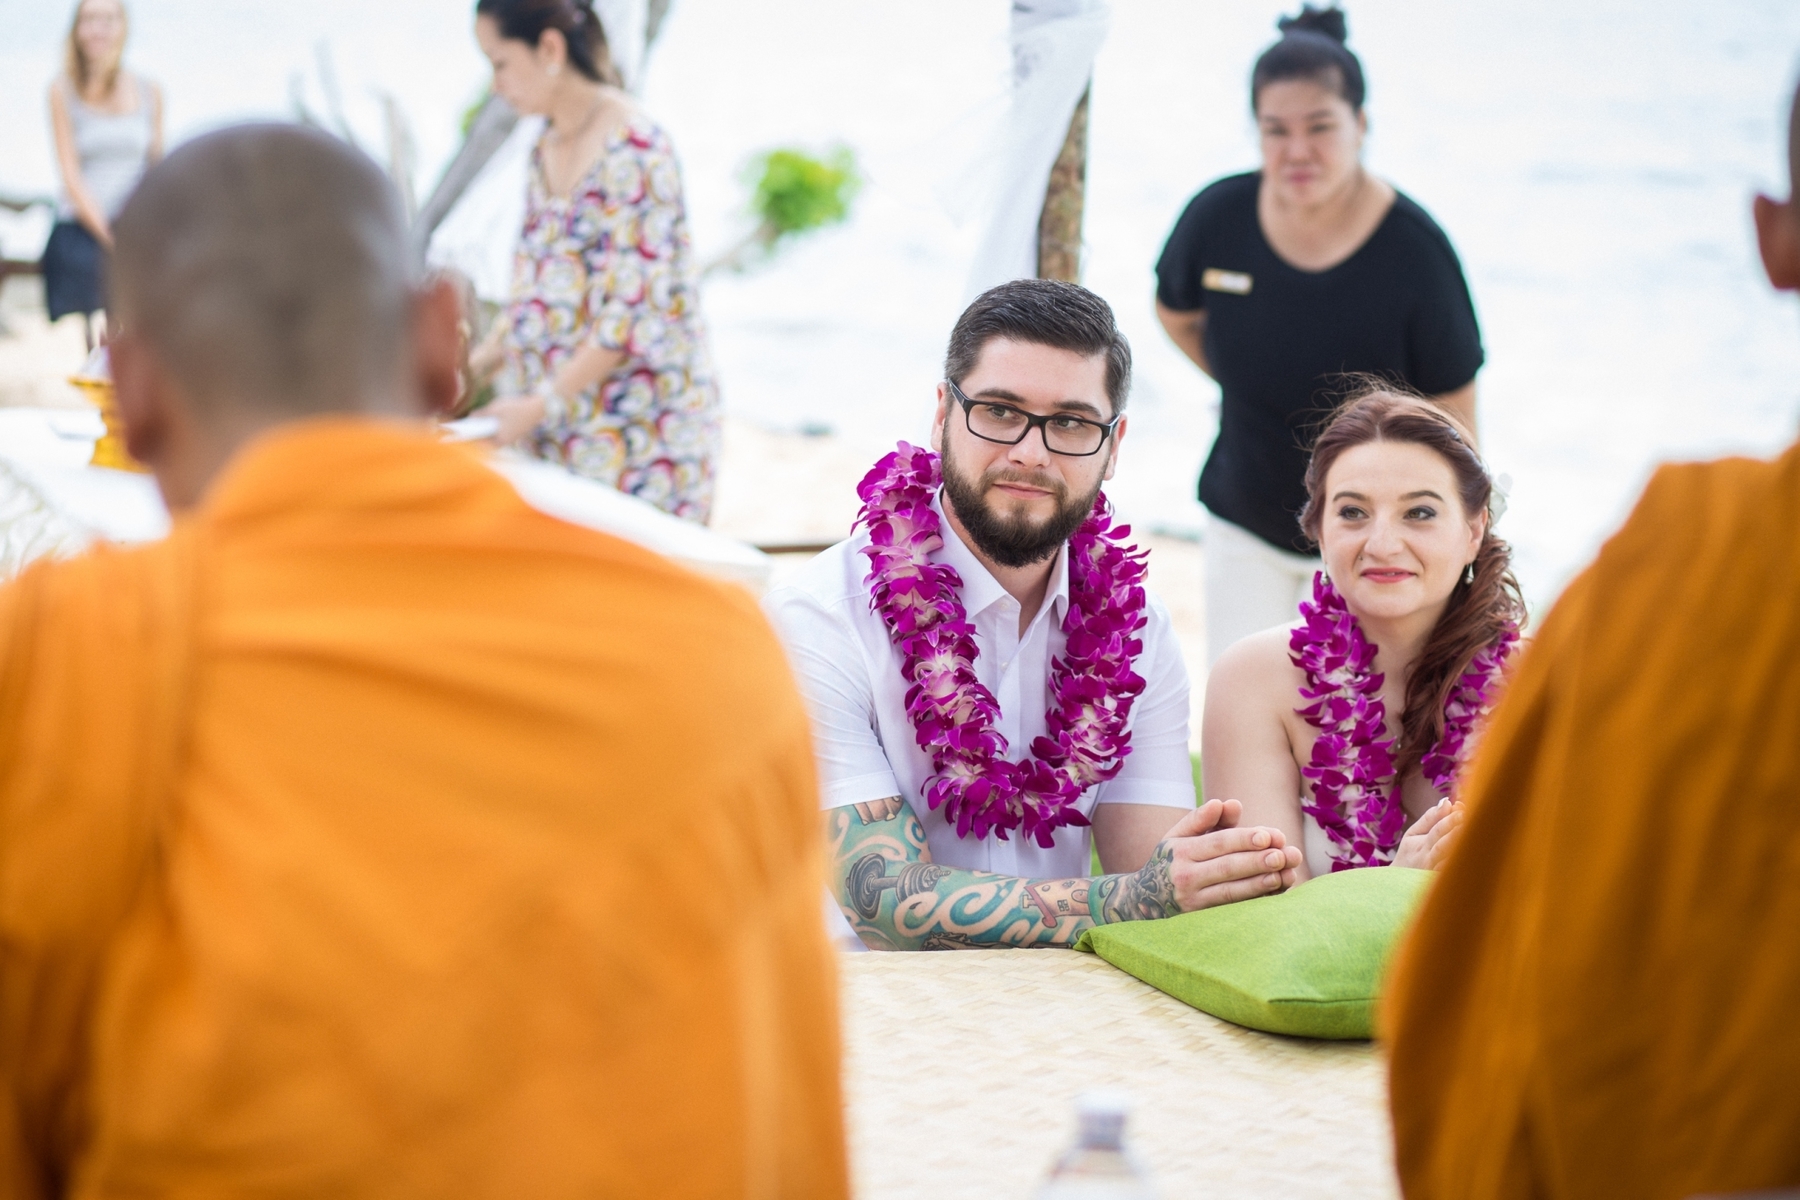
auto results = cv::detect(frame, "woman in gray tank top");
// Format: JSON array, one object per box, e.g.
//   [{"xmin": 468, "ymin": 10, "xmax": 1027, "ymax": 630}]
[{"xmin": 45, "ymin": 0, "xmax": 162, "ymax": 348}]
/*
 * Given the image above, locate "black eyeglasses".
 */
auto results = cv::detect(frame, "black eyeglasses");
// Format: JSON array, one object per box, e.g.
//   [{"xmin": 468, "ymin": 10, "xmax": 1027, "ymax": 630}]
[{"xmin": 946, "ymin": 380, "xmax": 1117, "ymax": 457}]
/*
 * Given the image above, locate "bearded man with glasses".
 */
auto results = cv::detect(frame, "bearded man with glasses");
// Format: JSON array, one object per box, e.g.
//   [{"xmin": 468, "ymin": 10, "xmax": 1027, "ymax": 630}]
[{"xmin": 765, "ymin": 279, "xmax": 1303, "ymax": 951}]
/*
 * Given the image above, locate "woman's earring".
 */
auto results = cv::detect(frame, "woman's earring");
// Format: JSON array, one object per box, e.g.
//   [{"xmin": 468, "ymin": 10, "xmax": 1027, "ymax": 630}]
[{"xmin": 1463, "ymin": 562, "xmax": 1476, "ymax": 586}]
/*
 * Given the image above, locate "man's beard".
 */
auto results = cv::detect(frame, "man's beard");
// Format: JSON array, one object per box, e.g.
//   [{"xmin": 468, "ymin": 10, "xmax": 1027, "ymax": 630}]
[{"xmin": 939, "ymin": 433, "xmax": 1101, "ymax": 569}]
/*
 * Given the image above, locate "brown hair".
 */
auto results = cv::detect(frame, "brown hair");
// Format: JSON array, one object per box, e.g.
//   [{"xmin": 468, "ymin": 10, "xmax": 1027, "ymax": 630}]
[
  {"xmin": 1299, "ymin": 384, "xmax": 1526, "ymax": 779},
  {"xmin": 944, "ymin": 278, "xmax": 1132, "ymax": 416},
  {"xmin": 64, "ymin": 0, "xmax": 128, "ymax": 102}
]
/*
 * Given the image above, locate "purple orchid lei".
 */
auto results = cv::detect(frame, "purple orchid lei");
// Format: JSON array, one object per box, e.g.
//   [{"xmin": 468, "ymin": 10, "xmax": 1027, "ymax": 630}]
[
  {"xmin": 1290, "ymin": 572, "xmax": 1518, "ymax": 870},
  {"xmin": 853, "ymin": 442, "xmax": 1149, "ymax": 848}
]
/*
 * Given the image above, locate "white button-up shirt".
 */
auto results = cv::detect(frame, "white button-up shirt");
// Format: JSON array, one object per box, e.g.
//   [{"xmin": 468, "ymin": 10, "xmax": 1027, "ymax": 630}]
[{"xmin": 764, "ymin": 495, "xmax": 1196, "ymax": 881}]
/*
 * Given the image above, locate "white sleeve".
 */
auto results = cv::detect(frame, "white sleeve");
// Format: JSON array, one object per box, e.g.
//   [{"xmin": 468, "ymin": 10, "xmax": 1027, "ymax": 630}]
[
  {"xmin": 762, "ymin": 584, "xmax": 903, "ymax": 810},
  {"xmin": 1094, "ymin": 593, "xmax": 1198, "ymax": 808}
]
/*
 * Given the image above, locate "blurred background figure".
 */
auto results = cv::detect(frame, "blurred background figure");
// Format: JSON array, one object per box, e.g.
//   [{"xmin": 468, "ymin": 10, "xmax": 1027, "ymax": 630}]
[
  {"xmin": 44, "ymin": 0, "xmax": 161, "ymax": 353},
  {"xmin": 1153, "ymin": 4, "xmax": 1481, "ymax": 667},
  {"xmin": 470, "ymin": 0, "xmax": 721, "ymax": 524}
]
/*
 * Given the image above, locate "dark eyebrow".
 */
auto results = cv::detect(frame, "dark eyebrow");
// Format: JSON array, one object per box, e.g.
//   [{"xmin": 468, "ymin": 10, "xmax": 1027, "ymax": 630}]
[
  {"xmin": 1261, "ymin": 108, "xmax": 1340, "ymax": 123},
  {"xmin": 1330, "ymin": 489, "xmax": 1447, "ymax": 504},
  {"xmin": 970, "ymin": 387, "xmax": 1108, "ymax": 421}
]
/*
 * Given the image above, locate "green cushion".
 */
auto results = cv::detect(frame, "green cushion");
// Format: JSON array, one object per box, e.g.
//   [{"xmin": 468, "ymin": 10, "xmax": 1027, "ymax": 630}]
[{"xmin": 1074, "ymin": 867, "xmax": 1433, "ymax": 1040}]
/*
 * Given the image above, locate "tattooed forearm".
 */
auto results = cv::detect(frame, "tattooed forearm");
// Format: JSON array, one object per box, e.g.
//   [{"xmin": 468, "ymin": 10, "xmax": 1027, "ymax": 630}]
[
  {"xmin": 1090, "ymin": 843, "xmax": 1180, "ymax": 923},
  {"xmin": 825, "ymin": 798, "xmax": 1182, "ymax": 951},
  {"xmin": 844, "ymin": 855, "xmax": 953, "ymax": 919},
  {"xmin": 851, "ymin": 796, "xmax": 907, "ymax": 826}
]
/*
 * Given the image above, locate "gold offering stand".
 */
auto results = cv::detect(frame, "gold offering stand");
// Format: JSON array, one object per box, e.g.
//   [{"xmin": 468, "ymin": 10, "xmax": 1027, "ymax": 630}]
[{"xmin": 67, "ymin": 373, "xmax": 147, "ymax": 473}]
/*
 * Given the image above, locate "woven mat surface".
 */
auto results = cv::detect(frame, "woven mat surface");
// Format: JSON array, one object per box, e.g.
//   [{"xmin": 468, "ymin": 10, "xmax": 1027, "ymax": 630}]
[{"xmin": 840, "ymin": 949, "xmax": 1397, "ymax": 1200}]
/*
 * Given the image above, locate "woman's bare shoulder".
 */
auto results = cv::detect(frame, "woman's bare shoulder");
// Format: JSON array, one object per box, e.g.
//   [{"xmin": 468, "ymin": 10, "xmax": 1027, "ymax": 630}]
[
  {"xmin": 1209, "ymin": 623, "xmax": 1303, "ymax": 691},
  {"xmin": 1204, "ymin": 623, "xmax": 1308, "ymax": 731}
]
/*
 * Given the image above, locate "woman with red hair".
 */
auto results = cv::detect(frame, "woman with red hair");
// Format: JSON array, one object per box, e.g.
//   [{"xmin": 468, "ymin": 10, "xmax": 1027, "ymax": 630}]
[{"xmin": 1201, "ymin": 386, "xmax": 1523, "ymax": 875}]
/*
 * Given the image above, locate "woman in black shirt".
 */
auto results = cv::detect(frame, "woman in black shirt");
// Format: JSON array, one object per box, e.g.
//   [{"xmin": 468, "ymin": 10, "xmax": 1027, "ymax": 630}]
[{"xmin": 1155, "ymin": 5, "xmax": 1483, "ymax": 666}]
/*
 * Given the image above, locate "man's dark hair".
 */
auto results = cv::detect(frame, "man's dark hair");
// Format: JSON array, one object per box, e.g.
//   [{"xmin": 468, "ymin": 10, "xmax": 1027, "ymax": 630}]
[{"xmin": 943, "ymin": 278, "xmax": 1132, "ymax": 416}]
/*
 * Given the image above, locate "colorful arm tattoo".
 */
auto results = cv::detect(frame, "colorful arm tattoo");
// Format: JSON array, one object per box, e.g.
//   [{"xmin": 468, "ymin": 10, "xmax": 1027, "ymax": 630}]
[{"xmin": 826, "ymin": 798, "xmax": 1180, "ymax": 951}]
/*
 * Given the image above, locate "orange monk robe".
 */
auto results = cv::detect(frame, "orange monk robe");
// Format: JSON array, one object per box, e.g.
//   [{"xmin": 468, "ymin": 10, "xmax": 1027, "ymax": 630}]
[
  {"xmin": 1383, "ymin": 442, "xmax": 1800, "ymax": 1198},
  {"xmin": 0, "ymin": 420, "xmax": 846, "ymax": 1199}
]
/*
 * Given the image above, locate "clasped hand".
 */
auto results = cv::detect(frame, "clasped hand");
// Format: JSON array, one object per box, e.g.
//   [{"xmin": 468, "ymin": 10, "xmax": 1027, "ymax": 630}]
[
  {"xmin": 1392, "ymin": 798, "xmax": 1463, "ymax": 870},
  {"xmin": 1160, "ymin": 798, "xmax": 1302, "ymax": 912}
]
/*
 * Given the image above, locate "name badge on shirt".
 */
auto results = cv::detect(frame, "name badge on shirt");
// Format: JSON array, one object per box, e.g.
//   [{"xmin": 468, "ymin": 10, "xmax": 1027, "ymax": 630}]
[{"xmin": 1202, "ymin": 268, "xmax": 1253, "ymax": 295}]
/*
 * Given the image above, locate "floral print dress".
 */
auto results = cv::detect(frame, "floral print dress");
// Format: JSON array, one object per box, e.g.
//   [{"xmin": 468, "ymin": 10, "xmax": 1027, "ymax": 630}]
[{"xmin": 500, "ymin": 116, "xmax": 721, "ymax": 523}]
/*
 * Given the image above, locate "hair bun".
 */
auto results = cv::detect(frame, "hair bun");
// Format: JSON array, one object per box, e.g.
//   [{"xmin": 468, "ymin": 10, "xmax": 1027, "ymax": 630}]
[{"xmin": 1277, "ymin": 5, "xmax": 1349, "ymax": 44}]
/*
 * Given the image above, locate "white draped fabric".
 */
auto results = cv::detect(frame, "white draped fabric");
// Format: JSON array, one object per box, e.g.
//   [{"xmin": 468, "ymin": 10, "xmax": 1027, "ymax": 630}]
[
  {"xmin": 593, "ymin": 0, "xmax": 650, "ymax": 93},
  {"xmin": 426, "ymin": 115, "xmax": 544, "ymax": 302},
  {"xmin": 961, "ymin": 0, "xmax": 1110, "ymax": 300}
]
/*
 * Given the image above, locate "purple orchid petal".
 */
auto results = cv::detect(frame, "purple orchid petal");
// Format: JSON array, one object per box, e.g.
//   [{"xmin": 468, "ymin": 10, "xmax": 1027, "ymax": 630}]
[
  {"xmin": 1287, "ymin": 570, "xmax": 1519, "ymax": 869},
  {"xmin": 852, "ymin": 452, "xmax": 1150, "ymax": 845}
]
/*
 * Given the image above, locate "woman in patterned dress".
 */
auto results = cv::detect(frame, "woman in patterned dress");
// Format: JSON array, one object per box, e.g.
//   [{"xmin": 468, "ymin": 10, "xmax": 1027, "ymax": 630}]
[{"xmin": 473, "ymin": 0, "xmax": 720, "ymax": 523}]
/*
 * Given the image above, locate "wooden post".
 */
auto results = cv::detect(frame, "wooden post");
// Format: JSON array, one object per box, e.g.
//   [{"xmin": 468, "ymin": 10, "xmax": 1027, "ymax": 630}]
[{"xmin": 1036, "ymin": 83, "xmax": 1089, "ymax": 283}]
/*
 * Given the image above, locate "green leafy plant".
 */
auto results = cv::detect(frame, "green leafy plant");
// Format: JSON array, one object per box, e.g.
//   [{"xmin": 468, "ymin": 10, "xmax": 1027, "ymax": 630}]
[
  {"xmin": 704, "ymin": 145, "xmax": 860, "ymax": 276},
  {"xmin": 750, "ymin": 146, "xmax": 858, "ymax": 236}
]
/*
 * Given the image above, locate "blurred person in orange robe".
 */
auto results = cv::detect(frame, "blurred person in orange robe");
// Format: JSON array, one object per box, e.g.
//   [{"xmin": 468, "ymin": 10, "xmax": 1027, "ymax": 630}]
[
  {"xmin": 1382, "ymin": 80, "xmax": 1800, "ymax": 1199},
  {"xmin": 0, "ymin": 123, "xmax": 845, "ymax": 1200}
]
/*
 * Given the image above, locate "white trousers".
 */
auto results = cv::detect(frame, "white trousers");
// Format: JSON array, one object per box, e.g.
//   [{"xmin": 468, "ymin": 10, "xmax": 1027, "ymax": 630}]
[{"xmin": 1203, "ymin": 513, "xmax": 1321, "ymax": 669}]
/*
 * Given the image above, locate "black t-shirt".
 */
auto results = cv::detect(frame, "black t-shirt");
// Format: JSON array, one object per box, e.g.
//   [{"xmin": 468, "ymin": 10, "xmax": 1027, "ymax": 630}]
[{"xmin": 1156, "ymin": 172, "xmax": 1483, "ymax": 552}]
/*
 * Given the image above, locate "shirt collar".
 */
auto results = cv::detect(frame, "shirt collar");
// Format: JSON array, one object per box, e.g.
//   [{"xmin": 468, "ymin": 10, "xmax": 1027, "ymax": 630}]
[{"xmin": 930, "ymin": 490, "xmax": 1071, "ymax": 623}]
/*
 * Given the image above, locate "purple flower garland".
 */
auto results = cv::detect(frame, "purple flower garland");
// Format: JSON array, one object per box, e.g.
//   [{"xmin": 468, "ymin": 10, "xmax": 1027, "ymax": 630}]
[
  {"xmin": 1289, "ymin": 572, "xmax": 1518, "ymax": 870},
  {"xmin": 853, "ymin": 442, "xmax": 1149, "ymax": 848}
]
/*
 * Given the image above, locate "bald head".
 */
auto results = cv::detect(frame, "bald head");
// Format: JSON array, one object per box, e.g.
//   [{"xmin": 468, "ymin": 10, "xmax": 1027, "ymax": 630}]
[{"xmin": 111, "ymin": 124, "xmax": 414, "ymax": 416}]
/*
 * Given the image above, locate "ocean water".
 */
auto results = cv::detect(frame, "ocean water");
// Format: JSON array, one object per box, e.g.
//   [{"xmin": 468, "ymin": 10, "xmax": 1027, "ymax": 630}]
[{"xmin": 3, "ymin": 0, "xmax": 1799, "ymax": 608}]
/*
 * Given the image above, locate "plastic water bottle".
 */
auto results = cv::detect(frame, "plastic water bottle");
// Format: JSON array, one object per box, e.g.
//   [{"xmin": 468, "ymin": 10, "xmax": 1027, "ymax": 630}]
[{"xmin": 1034, "ymin": 1090, "xmax": 1157, "ymax": 1199}]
